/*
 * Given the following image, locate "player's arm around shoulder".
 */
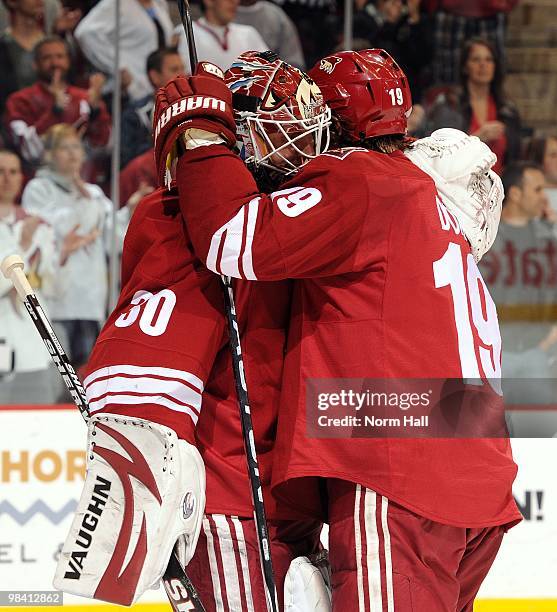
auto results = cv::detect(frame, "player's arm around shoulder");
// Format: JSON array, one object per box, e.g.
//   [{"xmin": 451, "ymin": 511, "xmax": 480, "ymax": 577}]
[
  {"xmin": 179, "ymin": 147, "xmax": 377, "ymax": 280},
  {"xmin": 151, "ymin": 64, "xmax": 261, "ymax": 270},
  {"xmin": 153, "ymin": 68, "xmax": 374, "ymax": 279}
]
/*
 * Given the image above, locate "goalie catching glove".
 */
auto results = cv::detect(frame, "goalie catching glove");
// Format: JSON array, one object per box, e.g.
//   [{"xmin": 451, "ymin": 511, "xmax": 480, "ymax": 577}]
[
  {"xmin": 153, "ymin": 62, "xmax": 237, "ymax": 188},
  {"xmin": 405, "ymin": 128, "xmax": 504, "ymax": 262},
  {"xmin": 54, "ymin": 414, "xmax": 205, "ymax": 606}
]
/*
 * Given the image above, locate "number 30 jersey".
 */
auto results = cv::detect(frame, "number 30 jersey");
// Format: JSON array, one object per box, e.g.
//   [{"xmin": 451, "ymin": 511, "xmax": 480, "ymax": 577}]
[
  {"xmin": 83, "ymin": 188, "xmax": 297, "ymax": 519},
  {"xmin": 178, "ymin": 145, "xmax": 522, "ymax": 528}
]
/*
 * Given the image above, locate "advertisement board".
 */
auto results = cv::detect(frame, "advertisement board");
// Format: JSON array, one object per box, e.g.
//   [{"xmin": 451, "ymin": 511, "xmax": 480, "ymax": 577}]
[{"xmin": 1, "ymin": 406, "xmax": 556, "ymax": 611}]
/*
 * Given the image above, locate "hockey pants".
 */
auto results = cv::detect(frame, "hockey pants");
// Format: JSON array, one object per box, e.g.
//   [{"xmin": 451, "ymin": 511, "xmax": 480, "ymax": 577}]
[
  {"xmin": 186, "ymin": 514, "xmax": 322, "ymax": 611},
  {"xmin": 327, "ymin": 479, "xmax": 507, "ymax": 612}
]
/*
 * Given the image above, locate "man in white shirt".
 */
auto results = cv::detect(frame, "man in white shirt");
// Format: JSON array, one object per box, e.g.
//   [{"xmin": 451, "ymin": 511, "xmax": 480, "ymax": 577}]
[
  {"xmin": 235, "ymin": 0, "xmax": 305, "ymax": 68},
  {"xmin": 75, "ymin": 0, "xmax": 174, "ymax": 101},
  {"xmin": 175, "ymin": 0, "xmax": 268, "ymax": 73}
]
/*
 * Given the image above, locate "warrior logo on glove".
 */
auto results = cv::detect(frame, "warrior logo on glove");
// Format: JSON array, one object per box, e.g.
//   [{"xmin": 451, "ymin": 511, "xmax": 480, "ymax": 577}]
[
  {"xmin": 154, "ymin": 96, "xmax": 227, "ymax": 144},
  {"xmin": 152, "ymin": 62, "xmax": 237, "ymax": 186}
]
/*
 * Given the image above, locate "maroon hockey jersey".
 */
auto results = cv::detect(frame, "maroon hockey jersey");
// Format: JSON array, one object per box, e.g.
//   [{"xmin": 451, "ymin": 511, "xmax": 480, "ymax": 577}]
[
  {"xmin": 4, "ymin": 82, "xmax": 111, "ymax": 162},
  {"xmin": 83, "ymin": 188, "xmax": 296, "ymax": 518},
  {"xmin": 177, "ymin": 145, "xmax": 522, "ymax": 528}
]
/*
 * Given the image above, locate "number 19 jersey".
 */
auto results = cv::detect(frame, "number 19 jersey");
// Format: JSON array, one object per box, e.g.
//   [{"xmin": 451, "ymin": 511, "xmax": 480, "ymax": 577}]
[{"xmin": 178, "ymin": 145, "xmax": 522, "ymax": 528}]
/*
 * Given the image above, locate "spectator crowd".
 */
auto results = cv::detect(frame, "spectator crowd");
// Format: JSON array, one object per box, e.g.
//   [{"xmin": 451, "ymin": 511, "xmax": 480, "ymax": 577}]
[{"xmin": 1, "ymin": 0, "xmax": 556, "ymax": 426}]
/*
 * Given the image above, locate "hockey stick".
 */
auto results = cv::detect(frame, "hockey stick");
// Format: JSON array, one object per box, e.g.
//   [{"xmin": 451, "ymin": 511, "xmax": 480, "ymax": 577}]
[
  {"xmin": 1, "ymin": 256, "xmax": 89, "ymax": 420},
  {"xmin": 176, "ymin": 0, "xmax": 197, "ymax": 72},
  {"xmin": 1, "ymin": 254, "xmax": 206, "ymax": 612},
  {"xmin": 221, "ymin": 276, "xmax": 280, "ymax": 612},
  {"xmin": 174, "ymin": 1, "xmax": 279, "ymax": 608}
]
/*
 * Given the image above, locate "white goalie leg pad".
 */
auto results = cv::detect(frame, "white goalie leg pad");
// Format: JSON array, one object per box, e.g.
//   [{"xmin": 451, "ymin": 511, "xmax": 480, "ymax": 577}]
[
  {"xmin": 53, "ymin": 414, "xmax": 205, "ymax": 606},
  {"xmin": 284, "ymin": 556, "xmax": 332, "ymax": 612},
  {"xmin": 405, "ymin": 127, "xmax": 504, "ymax": 262}
]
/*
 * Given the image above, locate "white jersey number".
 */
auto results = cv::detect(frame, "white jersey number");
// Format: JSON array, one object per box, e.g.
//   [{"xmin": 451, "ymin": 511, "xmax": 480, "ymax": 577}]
[
  {"xmin": 115, "ymin": 289, "xmax": 176, "ymax": 337},
  {"xmin": 433, "ymin": 242, "xmax": 502, "ymax": 394},
  {"xmin": 387, "ymin": 87, "xmax": 404, "ymax": 106},
  {"xmin": 271, "ymin": 186, "xmax": 322, "ymax": 218}
]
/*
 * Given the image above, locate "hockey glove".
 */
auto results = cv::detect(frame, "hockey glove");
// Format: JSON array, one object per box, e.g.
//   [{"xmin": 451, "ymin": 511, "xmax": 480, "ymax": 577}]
[
  {"xmin": 153, "ymin": 62, "xmax": 237, "ymax": 188},
  {"xmin": 284, "ymin": 554, "xmax": 332, "ymax": 611},
  {"xmin": 405, "ymin": 128, "xmax": 504, "ymax": 262},
  {"xmin": 54, "ymin": 414, "xmax": 205, "ymax": 606}
]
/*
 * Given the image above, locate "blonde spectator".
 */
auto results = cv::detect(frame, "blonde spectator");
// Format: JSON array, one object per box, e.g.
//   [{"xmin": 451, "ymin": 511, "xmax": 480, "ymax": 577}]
[
  {"xmin": 22, "ymin": 124, "xmax": 132, "ymax": 368},
  {"xmin": 0, "ymin": 149, "xmax": 59, "ymax": 403}
]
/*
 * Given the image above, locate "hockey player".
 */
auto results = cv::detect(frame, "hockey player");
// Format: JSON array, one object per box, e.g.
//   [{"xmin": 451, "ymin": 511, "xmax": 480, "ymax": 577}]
[
  {"xmin": 52, "ymin": 186, "xmax": 218, "ymax": 605},
  {"xmin": 308, "ymin": 50, "xmax": 502, "ymax": 264},
  {"xmin": 54, "ymin": 160, "xmax": 325, "ymax": 608},
  {"xmin": 152, "ymin": 50, "xmax": 522, "ymax": 610}
]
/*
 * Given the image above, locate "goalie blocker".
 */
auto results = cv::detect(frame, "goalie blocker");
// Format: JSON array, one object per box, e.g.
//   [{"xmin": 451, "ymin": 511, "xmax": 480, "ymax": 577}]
[{"xmin": 54, "ymin": 414, "xmax": 205, "ymax": 606}]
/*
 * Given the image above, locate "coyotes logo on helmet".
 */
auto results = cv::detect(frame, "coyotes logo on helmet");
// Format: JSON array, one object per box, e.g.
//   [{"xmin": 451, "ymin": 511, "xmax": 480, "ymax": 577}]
[{"xmin": 319, "ymin": 56, "xmax": 342, "ymax": 75}]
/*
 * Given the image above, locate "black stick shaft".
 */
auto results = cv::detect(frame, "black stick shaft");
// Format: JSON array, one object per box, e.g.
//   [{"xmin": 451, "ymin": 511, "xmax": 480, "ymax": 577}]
[
  {"xmin": 23, "ymin": 294, "xmax": 90, "ymax": 421},
  {"xmin": 173, "ymin": 2, "xmax": 279, "ymax": 608},
  {"xmin": 177, "ymin": 0, "xmax": 198, "ymax": 71},
  {"xmin": 164, "ymin": 551, "xmax": 206, "ymax": 611},
  {"xmin": 221, "ymin": 276, "xmax": 279, "ymax": 612}
]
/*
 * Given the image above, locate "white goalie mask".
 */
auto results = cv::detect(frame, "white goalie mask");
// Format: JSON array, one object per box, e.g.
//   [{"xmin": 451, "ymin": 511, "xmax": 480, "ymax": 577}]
[
  {"xmin": 225, "ymin": 51, "xmax": 331, "ymax": 176},
  {"xmin": 405, "ymin": 128, "xmax": 504, "ymax": 262}
]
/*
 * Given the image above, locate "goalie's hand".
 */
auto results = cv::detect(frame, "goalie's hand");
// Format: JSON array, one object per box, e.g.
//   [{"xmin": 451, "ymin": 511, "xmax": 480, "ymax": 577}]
[
  {"xmin": 405, "ymin": 128, "xmax": 504, "ymax": 262},
  {"xmin": 153, "ymin": 62, "xmax": 236, "ymax": 187}
]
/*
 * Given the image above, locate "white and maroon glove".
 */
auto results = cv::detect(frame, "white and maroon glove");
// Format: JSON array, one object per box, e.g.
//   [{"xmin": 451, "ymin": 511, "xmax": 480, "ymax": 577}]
[
  {"xmin": 405, "ymin": 128, "xmax": 504, "ymax": 262},
  {"xmin": 54, "ymin": 414, "xmax": 205, "ymax": 606},
  {"xmin": 153, "ymin": 62, "xmax": 237, "ymax": 188}
]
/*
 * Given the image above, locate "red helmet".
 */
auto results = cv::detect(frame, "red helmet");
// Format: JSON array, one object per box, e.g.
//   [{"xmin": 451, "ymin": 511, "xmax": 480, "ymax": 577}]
[
  {"xmin": 308, "ymin": 49, "xmax": 412, "ymax": 143},
  {"xmin": 225, "ymin": 51, "xmax": 331, "ymax": 176}
]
